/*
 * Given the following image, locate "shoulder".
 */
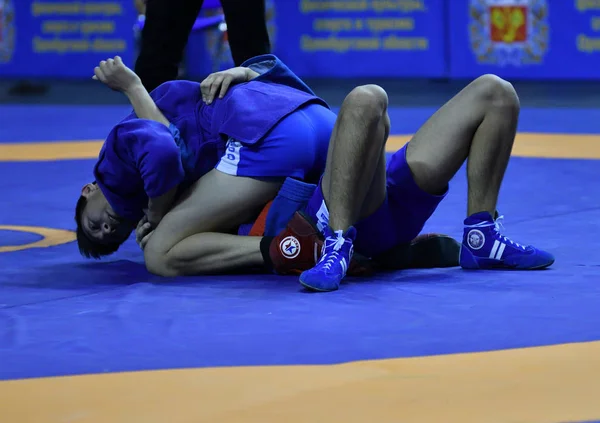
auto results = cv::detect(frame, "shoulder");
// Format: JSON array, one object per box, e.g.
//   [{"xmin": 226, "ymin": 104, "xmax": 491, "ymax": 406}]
[{"xmin": 150, "ymin": 80, "xmax": 201, "ymax": 99}]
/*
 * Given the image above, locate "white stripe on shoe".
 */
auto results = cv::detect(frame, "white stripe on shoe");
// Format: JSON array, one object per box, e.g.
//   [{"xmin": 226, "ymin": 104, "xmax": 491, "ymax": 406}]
[
  {"xmin": 489, "ymin": 240, "xmax": 506, "ymax": 260},
  {"xmin": 495, "ymin": 242, "xmax": 506, "ymax": 260},
  {"xmin": 341, "ymin": 258, "xmax": 347, "ymax": 275}
]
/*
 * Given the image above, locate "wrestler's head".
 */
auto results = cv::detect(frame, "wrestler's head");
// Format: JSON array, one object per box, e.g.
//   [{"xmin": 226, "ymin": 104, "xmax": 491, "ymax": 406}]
[{"xmin": 75, "ymin": 182, "xmax": 135, "ymax": 259}]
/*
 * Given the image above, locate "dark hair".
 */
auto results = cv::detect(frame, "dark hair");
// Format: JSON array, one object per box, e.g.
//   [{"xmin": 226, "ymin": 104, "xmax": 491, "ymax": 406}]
[{"xmin": 75, "ymin": 194, "xmax": 123, "ymax": 259}]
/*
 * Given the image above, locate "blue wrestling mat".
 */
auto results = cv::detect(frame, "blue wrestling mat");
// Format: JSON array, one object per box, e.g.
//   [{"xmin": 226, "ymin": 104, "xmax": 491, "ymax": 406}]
[{"xmin": 1, "ymin": 104, "xmax": 600, "ymax": 422}]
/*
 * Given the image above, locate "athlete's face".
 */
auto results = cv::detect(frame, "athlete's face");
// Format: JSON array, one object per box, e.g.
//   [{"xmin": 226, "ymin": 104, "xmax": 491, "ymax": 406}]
[{"xmin": 80, "ymin": 184, "xmax": 132, "ymax": 245}]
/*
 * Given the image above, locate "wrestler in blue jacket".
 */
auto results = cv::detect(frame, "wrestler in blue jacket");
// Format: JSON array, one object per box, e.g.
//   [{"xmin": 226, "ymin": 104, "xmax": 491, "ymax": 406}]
[{"xmin": 75, "ymin": 54, "xmax": 335, "ymax": 273}]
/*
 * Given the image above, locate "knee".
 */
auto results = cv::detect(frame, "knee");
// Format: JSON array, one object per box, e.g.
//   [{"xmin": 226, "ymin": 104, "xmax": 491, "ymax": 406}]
[
  {"xmin": 144, "ymin": 247, "xmax": 181, "ymax": 278},
  {"xmin": 472, "ymin": 74, "xmax": 520, "ymax": 113},
  {"xmin": 343, "ymin": 84, "xmax": 389, "ymax": 123}
]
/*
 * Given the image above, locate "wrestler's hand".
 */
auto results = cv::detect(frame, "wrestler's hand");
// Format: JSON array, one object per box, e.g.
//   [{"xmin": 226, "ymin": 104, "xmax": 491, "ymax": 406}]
[
  {"xmin": 139, "ymin": 229, "xmax": 154, "ymax": 250},
  {"xmin": 146, "ymin": 187, "xmax": 178, "ymax": 229},
  {"xmin": 93, "ymin": 56, "xmax": 142, "ymax": 94},
  {"xmin": 146, "ymin": 209, "xmax": 164, "ymax": 229},
  {"xmin": 200, "ymin": 67, "xmax": 259, "ymax": 104},
  {"xmin": 135, "ymin": 216, "xmax": 154, "ymax": 250}
]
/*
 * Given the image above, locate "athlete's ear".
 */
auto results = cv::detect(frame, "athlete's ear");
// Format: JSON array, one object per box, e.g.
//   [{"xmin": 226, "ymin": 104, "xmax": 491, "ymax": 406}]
[{"xmin": 81, "ymin": 183, "xmax": 97, "ymax": 197}]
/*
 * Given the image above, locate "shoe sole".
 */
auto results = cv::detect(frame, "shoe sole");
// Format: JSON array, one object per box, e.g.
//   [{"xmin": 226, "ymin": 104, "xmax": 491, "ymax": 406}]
[
  {"xmin": 460, "ymin": 246, "xmax": 556, "ymax": 270},
  {"xmin": 298, "ymin": 277, "xmax": 338, "ymax": 292},
  {"xmin": 462, "ymin": 261, "xmax": 555, "ymax": 270},
  {"xmin": 299, "ymin": 269, "xmax": 340, "ymax": 292}
]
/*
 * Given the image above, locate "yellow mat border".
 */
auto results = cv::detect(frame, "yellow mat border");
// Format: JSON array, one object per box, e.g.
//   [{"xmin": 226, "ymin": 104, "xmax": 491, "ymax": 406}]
[
  {"xmin": 1, "ymin": 133, "xmax": 599, "ymax": 161},
  {"xmin": 0, "ymin": 341, "xmax": 599, "ymax": 423}
]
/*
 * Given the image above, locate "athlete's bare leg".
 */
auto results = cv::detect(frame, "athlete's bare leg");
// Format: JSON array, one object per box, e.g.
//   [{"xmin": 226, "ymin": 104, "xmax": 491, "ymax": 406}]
[
  {"xmin": 143, "ymin": 169, "xmax": 282, "ymax": 276},
  {"xmin": 405, "ymin": 74, "xmax": 553, "ymax": 270},
  {"xmin": 322, "ymin": 84, "xmax": 390, "ymax": 232},
  {"xmin": 406, "ymin": 74, "xmax": 519, "ymax": 215},
  {"xmin": 299, "ymin": 85, "xmax": 391, "ymax": 291}
]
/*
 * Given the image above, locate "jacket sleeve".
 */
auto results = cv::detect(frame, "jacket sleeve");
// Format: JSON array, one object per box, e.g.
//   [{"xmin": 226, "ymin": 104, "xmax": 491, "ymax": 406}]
[{"xmin": 110, "ymin": 119, "xmax": 185, "ymax": 198}]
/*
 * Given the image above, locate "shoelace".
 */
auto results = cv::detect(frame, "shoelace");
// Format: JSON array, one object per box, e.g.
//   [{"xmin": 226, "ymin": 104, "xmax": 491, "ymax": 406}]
[
  {"xmin": 494, "ymin": 216, "xmax": 526, "ymax": 250},
  {"xmin": 318, "ymin": 230, "xmax": 345, "ymax": 271}
]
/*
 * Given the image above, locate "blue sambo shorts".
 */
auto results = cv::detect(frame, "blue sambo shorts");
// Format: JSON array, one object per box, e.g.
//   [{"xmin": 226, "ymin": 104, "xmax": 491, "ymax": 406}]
[
  {"xmin": 215, "ymin": 102, "xmax": 335, "ymax": 184},
  {"xmin": 304, "ymin": 143, "xmax": 448, "ymax": 258}
]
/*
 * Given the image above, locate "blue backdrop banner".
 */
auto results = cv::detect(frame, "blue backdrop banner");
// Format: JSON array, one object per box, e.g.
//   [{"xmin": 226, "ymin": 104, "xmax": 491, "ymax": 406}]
[
  {"xmin": 0, "ymin": 0, "xmax": 136, "ymax": 78},
  {"xmin": 448, "ymin": 0, "xmax": 600, "ymax": 79},
  {"xmin": 271, "ymin": 0, "xmax": 447, "ymax": 78}
]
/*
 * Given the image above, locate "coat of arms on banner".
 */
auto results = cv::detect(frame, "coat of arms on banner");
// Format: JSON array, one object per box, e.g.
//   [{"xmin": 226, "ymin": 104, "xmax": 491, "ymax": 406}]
[
  {"xmin": 0, "ymin": 0, "xmax": 15, "ymax": 64},
  {"xmin": 469, "ymin": 0, "xmax": 549, "ymax": 66}
]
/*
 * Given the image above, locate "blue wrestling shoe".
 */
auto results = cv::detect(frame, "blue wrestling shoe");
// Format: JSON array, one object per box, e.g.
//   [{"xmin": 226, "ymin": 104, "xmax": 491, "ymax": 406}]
[
  {"xmin": 460, "ymin": 212, "xmax": 554, "ymax": 270},
  {"xmin": 299, "ymin": 226, "xmax": 356, "ymax": 292}
]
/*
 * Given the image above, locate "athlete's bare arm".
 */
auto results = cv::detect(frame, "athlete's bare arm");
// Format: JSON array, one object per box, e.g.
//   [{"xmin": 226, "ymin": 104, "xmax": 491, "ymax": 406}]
[{"xmin": 93, "ymin": 56, "xmax": 170, "ymax": 127}]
